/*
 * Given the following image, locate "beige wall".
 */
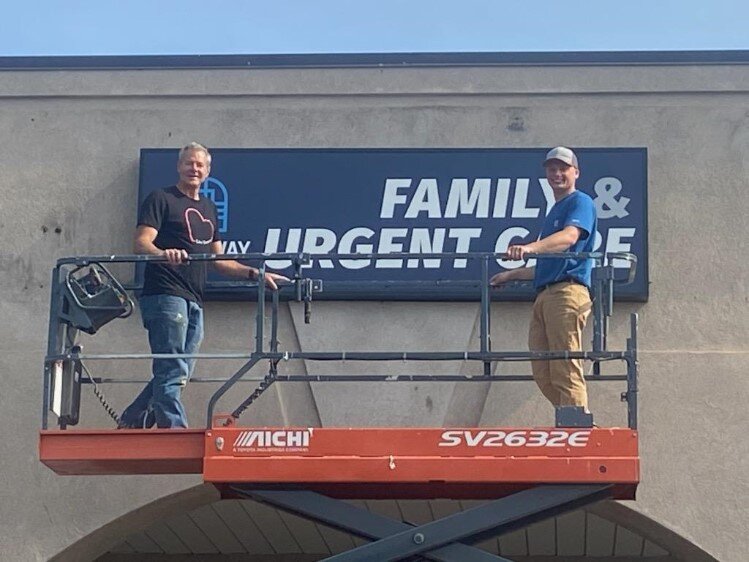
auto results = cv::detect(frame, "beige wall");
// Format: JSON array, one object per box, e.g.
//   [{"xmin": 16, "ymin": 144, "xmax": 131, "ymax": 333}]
[{"xmin": 1, "ymin": 57, "xmax": 747, "ymax": 561}]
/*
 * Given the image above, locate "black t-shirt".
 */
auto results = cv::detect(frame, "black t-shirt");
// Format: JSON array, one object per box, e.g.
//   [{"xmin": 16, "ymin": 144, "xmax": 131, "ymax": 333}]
[{"xmin": 139, "ymin": 186, "xmax": 221, "ymax": 304}]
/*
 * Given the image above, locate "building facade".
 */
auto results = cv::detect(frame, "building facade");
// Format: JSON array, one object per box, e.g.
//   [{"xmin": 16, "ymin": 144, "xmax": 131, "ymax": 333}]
[{"xmin": 1, "ymin": 52, "xmax": 747, "ymax": 561}]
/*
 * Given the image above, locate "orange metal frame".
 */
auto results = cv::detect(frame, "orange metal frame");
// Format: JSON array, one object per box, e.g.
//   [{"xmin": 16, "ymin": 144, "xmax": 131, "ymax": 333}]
[
  {"xmin": 40, "ymin": 425, "xmax": 638, "ymax": 500},
  {"xmin": 39, "ymin": 429, "xmax": 204, "ymax": 475}
]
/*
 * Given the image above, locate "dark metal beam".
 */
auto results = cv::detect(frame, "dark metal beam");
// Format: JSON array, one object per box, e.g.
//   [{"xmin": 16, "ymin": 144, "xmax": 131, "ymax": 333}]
[
  {"xmin": 233, "ymin": 488, "xmax": 508, "ymax": 562},
  {"xmin": 323, "ymin": 485, "xmax": 612, "ymax": 561},
  {"xmin": 234, "ymin": 486, "xmax": 613, "ymax": 562},
  {"xmin": 205, "ymin": 356, "xmax": 263, "ymax": 425}
]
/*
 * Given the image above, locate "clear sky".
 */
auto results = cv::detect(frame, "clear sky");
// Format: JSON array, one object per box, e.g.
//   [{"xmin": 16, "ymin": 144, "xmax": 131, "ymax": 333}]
[{"xmin": 1, "ymin": 0, "xmax": 746, "ymax": 56}]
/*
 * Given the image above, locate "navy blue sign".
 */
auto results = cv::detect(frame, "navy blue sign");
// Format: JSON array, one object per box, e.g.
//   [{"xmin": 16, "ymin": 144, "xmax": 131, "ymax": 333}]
[{"xmin": 138, "ymin": 149, "xmax": 648, "ymax": 301}]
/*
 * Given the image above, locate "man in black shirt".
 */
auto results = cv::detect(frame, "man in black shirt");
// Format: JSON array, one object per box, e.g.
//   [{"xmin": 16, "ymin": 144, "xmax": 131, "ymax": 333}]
[{"xmin": 119, "ymin": 142, "xmax": 287, "ymax": 428}]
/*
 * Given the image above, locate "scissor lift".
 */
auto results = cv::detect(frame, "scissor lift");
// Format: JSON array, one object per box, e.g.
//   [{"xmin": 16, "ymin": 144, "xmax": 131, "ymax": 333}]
[{"xmin": 39, "ymin": 251, "xmax": 639, "ymax": 562}]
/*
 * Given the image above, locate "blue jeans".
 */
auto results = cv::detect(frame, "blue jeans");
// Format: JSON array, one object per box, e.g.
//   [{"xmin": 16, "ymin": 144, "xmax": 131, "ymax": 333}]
[{"xmin": 120, "ymin": 295, "xmax": 204, "ymax": 428}]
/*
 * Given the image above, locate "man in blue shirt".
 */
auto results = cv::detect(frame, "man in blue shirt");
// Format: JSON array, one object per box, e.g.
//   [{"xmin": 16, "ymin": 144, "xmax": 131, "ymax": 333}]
[{"xmin": 490, "ymin": 147, "xmax": 597, "ymax": 411}]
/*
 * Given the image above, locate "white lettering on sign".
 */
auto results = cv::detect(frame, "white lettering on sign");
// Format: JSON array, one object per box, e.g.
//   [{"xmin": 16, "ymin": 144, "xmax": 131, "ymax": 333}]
[
  {"xmin": 301, "ymin": 228, "xmax": 337, "ymax": 268},
  {"xmin": 339, "ymin": 228, "xmax": 375, "ymax": 269},
  {"xmin": 510, "ymin": 178, "xmax": 540, "ymax": 218},
  {"xmin": 438, "ymin": 429, "xmax": 591, "ymax": 448},
  {"xmin": 594, "ymin": 177, "xmax": 630, "ymax": 219},
  {"xmin": 376, "ymin": 228, "xmax": 409, "ymax": 268},
  {"xmin": 220, "ymin": 240, "xmax": 252, "ymax": 254},
  {"xmin": 405, "ymin": 179, "xmax": 442, "ymax": 218},
  {"xmin": 407, "ymin": 229, "xmax": 445, "ymax": 269},
  {"xmin": 449, "ymin": 228, "xmax": 482, "ymax": 268},
  {"xmin": 262, "ymin": 226, "xmax": 637, "ymax": 271},
  {"xmin": 444, "ymin": 178, "xmax": 491, "ymax": 218},
  {"xmin": 603, "ymin": 228, "xmax": 635, "ymax": 268},
  {"xmin": 257, "ymin": 175, "xmax": 638, "ymax": 272},
  {"xmin": 233, "ymin": 429, "xmax": 313, "ymax": 452},
  {"xmin": 380, "ymin": 178, "xmax": 412, "ymax": 218},
  {"xmin": 381, "ymin": 177, "xmax": 547, "ymax": 220}
]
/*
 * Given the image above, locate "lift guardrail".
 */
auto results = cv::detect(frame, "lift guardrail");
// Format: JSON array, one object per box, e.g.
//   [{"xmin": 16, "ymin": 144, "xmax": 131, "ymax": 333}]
[{"xmin": 42, "ymin": 251, "xmax": 638, "ymax": 430}]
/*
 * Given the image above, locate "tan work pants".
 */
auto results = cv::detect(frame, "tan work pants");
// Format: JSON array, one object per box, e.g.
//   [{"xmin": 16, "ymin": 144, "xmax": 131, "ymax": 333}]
[{"xmin": 528, "ymin": 281, "xmax": 592, "ymax": 408}]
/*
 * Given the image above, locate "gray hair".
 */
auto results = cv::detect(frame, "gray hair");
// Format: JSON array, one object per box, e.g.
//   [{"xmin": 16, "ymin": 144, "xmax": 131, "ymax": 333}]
[{"xmin": 178, "ymin": 142, "xmax": 212, "ymax": 166}]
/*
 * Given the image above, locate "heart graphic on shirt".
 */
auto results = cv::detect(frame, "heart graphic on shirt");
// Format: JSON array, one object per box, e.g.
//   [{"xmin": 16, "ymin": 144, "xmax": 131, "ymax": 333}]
[{"xmin": 184, "ymin": 208, "xmax": 215, "ymax": 245}]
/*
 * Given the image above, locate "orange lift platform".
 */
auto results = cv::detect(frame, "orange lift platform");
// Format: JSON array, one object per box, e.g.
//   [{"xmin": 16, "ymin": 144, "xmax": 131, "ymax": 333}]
[{"xmin": 40, "ymin": 251, "xmax": 640, "ymax": 562}]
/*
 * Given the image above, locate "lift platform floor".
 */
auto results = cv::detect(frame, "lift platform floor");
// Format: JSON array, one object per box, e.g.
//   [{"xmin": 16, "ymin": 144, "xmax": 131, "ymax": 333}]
[{"xmin": 39, "ymin": 426, "xmax": 639, "ymax": 500}]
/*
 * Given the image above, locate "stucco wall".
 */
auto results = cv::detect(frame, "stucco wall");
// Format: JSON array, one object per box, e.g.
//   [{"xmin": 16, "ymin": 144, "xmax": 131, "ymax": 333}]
[{"xmin": 1, "ymin": 57, "xmax": 747, "ymax": 561}]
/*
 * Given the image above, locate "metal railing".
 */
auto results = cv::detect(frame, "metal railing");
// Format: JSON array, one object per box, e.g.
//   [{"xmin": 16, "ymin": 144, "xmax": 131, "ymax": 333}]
[{"xmin": 42, "ymin": 251, "xmax": 639, "ymax": 430}]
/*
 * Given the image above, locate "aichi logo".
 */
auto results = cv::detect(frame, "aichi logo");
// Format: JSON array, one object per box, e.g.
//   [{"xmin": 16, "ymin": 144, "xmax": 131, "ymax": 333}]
[
  {"xmin": 200, "ymin": 176, "xmax": 229, "ymax": 234},
  {"xmin": 233, "ymin": 428, "xmax": 314, "ymax": 452}
]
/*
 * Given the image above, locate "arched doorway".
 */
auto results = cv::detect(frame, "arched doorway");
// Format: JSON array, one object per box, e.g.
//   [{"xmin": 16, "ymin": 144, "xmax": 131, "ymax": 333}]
[{"xmin": 52, "ymin": 485, "xmax": 717, "ymax": 562}]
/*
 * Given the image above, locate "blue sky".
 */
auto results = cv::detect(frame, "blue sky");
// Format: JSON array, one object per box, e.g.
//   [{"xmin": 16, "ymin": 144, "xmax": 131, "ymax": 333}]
[{"xmin": 1, "ymin": 0, "xmax": 746, "ymax": 56}]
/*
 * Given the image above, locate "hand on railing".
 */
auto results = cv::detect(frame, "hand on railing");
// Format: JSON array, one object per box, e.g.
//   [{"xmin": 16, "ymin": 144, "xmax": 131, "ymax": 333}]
[
  {"xmin": 257, "ymin": 271, "xmax": 290, "ymax": 291},
  {"xmin": 489, "ymin": 251, "xmax": 637, "ymax": 288}
]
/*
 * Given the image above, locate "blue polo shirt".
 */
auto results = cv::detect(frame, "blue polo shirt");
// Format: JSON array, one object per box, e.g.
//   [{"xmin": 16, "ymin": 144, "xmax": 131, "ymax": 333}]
[{"xmin": 534, "ymin": 190, "xmax": 597, "ymax": 290}]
